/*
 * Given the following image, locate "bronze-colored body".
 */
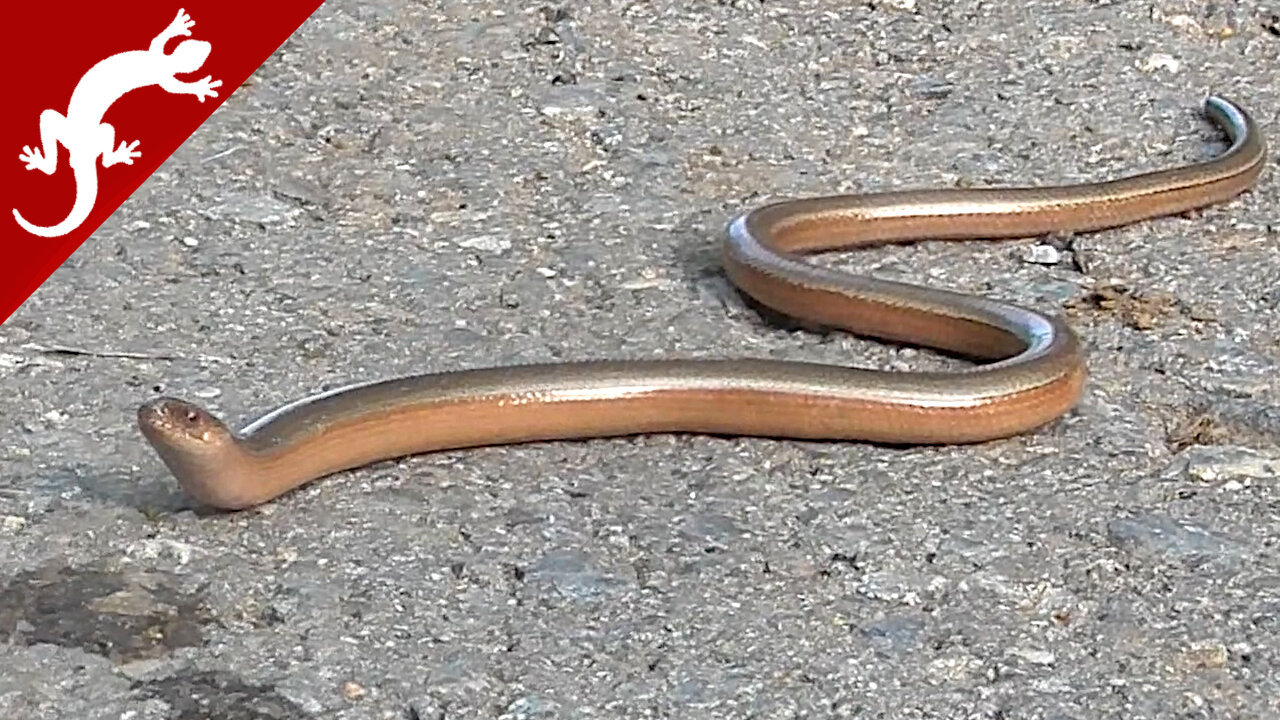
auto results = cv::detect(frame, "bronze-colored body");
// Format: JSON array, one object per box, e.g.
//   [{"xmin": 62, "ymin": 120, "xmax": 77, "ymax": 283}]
[{"xmin": 139, "ymin": 96, "xmax": 1266, "ymax": 510}]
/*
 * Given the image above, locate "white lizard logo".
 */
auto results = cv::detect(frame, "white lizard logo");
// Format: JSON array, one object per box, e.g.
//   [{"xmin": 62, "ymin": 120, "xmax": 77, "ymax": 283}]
[{"xmin": 12, "ymin": 8, "xmax": 222, "ymax": 238}]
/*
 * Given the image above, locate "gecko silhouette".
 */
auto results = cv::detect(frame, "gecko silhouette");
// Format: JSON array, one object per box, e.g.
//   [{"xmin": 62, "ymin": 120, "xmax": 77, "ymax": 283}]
[{"xmin": 12, "ymin": 8, "xmax": 222, "ymax": 238}]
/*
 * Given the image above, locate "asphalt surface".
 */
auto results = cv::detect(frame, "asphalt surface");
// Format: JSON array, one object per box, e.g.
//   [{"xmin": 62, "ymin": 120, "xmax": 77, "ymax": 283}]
[{"xmin": 2, "ymin": 1, "xmax": 1279, "ymax": 718}]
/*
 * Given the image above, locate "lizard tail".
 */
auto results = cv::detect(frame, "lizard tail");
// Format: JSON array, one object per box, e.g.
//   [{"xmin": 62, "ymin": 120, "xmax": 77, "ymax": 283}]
[{"xmin": 12, "ymin": 162, "xmax": 99, "ymax": 238}]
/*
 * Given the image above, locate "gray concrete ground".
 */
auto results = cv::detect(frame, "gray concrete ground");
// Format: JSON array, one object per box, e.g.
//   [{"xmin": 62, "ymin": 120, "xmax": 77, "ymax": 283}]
[{"xmin": 2, "ymin": 1, "xmax": 1278, "ymax": 718}]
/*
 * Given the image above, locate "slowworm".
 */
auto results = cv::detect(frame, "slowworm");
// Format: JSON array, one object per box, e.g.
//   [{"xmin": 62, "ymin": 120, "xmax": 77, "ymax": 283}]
[{"xmin": 139, "ymin": 95, "xmax": 1265, "ymax": 510}]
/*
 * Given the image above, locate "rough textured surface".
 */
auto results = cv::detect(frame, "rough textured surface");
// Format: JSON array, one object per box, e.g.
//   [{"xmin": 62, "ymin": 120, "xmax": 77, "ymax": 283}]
[{"xmin": 2, "ymin": 1, "xmax": 1278, "ymax": 718}]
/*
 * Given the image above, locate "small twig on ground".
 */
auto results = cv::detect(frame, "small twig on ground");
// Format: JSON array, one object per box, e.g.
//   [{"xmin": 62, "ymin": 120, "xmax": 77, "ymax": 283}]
[{"xmin": 21, "ymin": 343, "xmax": 231, "ymax": 364}]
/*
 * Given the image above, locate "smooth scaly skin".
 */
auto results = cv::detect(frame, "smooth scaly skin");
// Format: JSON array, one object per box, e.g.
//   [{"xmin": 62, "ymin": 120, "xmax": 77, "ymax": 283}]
[{"xmin": 138, "ymin": 96, "xmax": 1266, "ymax": 510}]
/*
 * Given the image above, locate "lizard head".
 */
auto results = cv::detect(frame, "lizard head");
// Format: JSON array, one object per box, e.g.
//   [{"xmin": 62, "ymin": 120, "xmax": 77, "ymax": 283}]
[
  {"xmin": 171, "ymin": 40, "xmax": 213, "ymax": 74},
  {"xmin": 137, "ymin": 397, "xmax": 262, "ymax": 510}
]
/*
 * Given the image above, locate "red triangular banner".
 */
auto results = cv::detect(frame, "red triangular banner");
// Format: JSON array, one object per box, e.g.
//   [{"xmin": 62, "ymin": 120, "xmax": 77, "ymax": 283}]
[{"xmin": 1, "ymin": 1, "xmax": 324, "ymax": 324}]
